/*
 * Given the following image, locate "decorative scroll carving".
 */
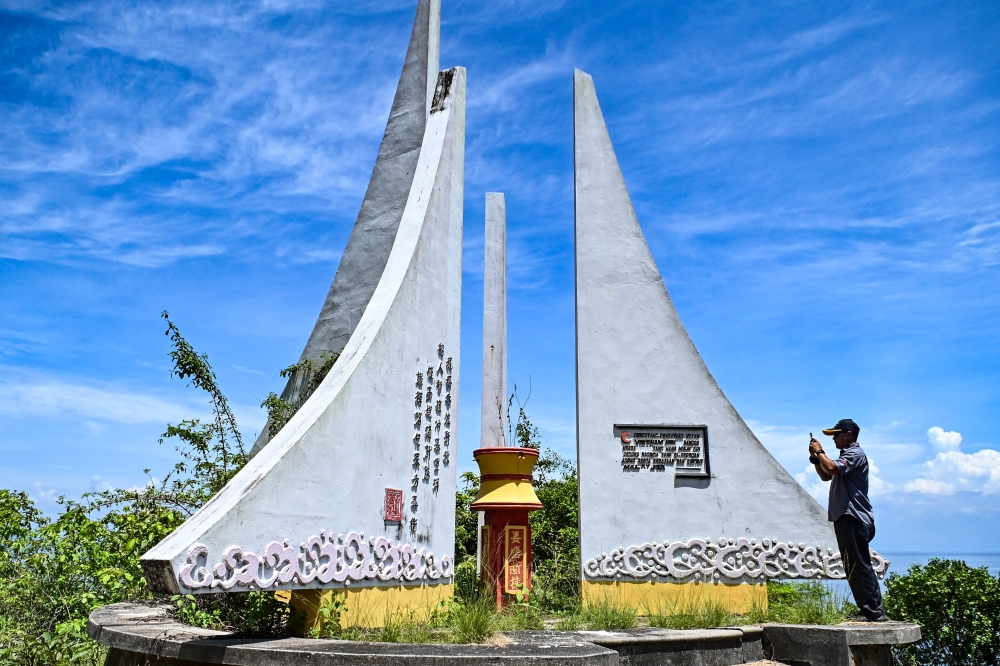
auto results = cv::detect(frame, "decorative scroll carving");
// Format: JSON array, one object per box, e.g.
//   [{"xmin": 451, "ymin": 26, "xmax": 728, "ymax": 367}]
[
  {"xmin": 583, "ymin": 538, "xmax": 889, "ymax": 581},
  {"xmin": 179, "ymin": 532, "xmax": 453, "ymax": 591}
]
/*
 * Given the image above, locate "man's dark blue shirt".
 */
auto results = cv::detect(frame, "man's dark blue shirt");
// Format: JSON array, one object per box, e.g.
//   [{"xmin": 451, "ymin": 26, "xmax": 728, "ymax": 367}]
[{"xmin": 829, "ymin": 442, "xmax": 874, "ymax": 526}]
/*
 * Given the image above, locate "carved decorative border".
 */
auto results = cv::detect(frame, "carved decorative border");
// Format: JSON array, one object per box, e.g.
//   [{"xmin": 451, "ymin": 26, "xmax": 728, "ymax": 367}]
[
  {"xmin": 179, "ymin": 532, "xmax": 452, "ymax": 591},
  {"xmin": 584, "ymin": 538, "xmax": 889, "ymax": 581}
]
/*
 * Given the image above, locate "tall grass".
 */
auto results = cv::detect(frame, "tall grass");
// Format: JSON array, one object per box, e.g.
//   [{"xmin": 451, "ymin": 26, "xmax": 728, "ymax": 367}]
[
  {"xmin": 647, "ymin": 597, "xmax": 734, "ymax": 629},
  {"xmin": 449, "ymin": 596, "xmax": 497, "ymax": 643},
  {"xmin": 309, "ymin": 580, "xmax": 852, "ymax": 643},
  {"xmin": 580, "ymin": 596, "xmax": 639, "ymax": 630},
  {"xmin": 766, "ymin": 581, "xmax": 853, "ymax": 625}
]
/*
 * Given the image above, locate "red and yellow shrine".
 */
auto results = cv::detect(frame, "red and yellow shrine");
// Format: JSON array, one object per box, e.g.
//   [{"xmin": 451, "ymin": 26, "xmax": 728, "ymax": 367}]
[{"xmin": 470, "ymin": 447, "xmax": 543, "ymax": 609}]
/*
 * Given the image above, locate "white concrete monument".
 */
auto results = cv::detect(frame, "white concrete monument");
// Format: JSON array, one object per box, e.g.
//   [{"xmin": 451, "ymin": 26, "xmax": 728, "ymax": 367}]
[
  {"xmin": 481, "ymin": 193, "xmax": 508, "ymax": 448},
  {"xmin": 572, "ymin": 69, "xmax": 885, "ymax": 610},
  {"xmin": 251, "ymin": 0, "xmax": 441, "ymax": 456},
  {"xmin": 141, "ymin": 32, "xmax": 465, "ymax": 623}
]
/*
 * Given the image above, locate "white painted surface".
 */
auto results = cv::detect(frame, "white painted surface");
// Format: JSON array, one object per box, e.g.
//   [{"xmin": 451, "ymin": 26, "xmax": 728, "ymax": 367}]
[
  {"xmin": 481, "ymin": 193, "xmax": 508, "ymax": 448},
  {"xmin": 251, "ymin": 0, "xmax": 441, "ymax": 456},
  {"xmin": 573, "ymin": 69, "xmax": 838, "ymax": 582},
  {"xmin": 143, "ymin": 67, "xmax": 466, "ymax": 594}
]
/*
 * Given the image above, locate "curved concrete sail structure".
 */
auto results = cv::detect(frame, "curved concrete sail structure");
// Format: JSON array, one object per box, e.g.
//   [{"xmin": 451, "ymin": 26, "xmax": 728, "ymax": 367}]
[
  {"xmin": 143, "ymin": 69, "xmax": 465, "ymax": 619},
  {"xmin": 573, "ymin": 70, "xmax": 876, "ymax": 607},
  {"xmin": 251, "ymin": 0, "xmax": 441, "ymax": 456},
  {"xmin": 481, "ymin": 193, "xmax": 508, "ymax": 448}
]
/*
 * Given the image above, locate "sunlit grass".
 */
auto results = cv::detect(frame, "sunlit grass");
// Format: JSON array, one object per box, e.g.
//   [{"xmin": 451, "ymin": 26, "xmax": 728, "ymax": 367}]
[
  {"xmin": 304, "ymin": 579, "xmax": 853, "ymax": 643},
  {"xmin": 579, "ymin": 596, "xmax": 639, "ymax": 630}
]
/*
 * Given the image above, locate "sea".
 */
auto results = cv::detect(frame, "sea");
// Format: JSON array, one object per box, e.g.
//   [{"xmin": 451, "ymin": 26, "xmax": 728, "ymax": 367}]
[{"xmin": 819, "ymin": 552, "xmax": 1000, "ymax": 599}]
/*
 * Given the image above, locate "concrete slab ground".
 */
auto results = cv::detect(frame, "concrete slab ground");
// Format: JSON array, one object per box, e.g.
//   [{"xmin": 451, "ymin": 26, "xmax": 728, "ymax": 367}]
[{"xmin": 90, "ymin": 602, "xmax": 919, "ymax": 666}]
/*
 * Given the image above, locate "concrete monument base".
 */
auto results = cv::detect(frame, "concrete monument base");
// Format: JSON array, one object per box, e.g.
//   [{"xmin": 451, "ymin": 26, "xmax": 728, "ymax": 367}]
[
  {"xmin": 285, "ymin": 583, "xmax": 453, "ymax": 631},
  {"xmin": 582, "ymin": 579, "xmax": 769, "ymax": 615},
  {"xmin": 89, "ymin": 602, "xmax": 919, "ymax": 666}
]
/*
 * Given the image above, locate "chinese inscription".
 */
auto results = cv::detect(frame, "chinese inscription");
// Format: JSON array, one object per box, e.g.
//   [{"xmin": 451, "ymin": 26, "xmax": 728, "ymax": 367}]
[
  {"xmin": 407, "ymin": 344, "xmax": 453, "ymax": 535},
  {"xmin": 504, "ymin": 526, "xmax": 527, "ymax": 593}
]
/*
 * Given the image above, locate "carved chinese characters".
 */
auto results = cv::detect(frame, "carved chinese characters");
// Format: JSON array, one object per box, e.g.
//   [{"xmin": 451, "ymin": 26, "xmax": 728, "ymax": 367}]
[
  {"xmin": 409, "ymin": 344, "xmax": 453, "ymax": 535},
  {"xmin": 504, "ymin": 526, "xmax": 527, "ymax": 593},
  {"xmin": 615, "ymin": 425, "xmax": 709, "ymax": 477}
]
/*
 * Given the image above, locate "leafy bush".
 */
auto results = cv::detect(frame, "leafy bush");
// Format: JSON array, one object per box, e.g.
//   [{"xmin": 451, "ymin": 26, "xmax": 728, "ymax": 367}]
[
  {"xmin": 0, "ymin": 314, "xmax": 285, "ymax": 665},
  {"xmin": 454, "ymin": 472, "xmax": 480, "ymax": 570},
  {"xmin": 528, "ymin": 449, "xmax": 580, "ymax": 611},
  {"xmin": 885, "ymin": 558, "xmax": 1000, "ymax": 666}
]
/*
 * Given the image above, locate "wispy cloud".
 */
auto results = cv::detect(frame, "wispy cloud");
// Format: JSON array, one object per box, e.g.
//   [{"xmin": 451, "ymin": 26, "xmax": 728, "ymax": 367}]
[{"xmin": 0, "ymin": 376, "xmax": 198, "ymax": 424}]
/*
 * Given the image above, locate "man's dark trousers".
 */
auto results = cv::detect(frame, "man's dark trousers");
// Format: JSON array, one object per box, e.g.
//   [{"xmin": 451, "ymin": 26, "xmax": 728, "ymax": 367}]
[{"xmin": 834, "ymin": 515, "xmax": 885, "ymax": 620}]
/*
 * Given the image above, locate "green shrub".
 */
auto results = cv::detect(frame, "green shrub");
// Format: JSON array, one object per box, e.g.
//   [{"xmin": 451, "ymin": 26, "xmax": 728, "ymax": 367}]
[
  {"xmin": 528, "ymin": 450, "xmax": 580, "ymax": 612},
  {"xmin": 0, "ymin": 314, "xmax": 283, "ymax": 665},
  {"xmin": 885, "ymin": 558, "xmax": 1000, "ymax": 666}
]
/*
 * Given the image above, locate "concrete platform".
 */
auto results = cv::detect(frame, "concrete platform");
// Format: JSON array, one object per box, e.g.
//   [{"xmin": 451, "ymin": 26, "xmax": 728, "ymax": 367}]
[
  {"xmin": 89, "ymin": 602, "xmax": 918, "ymax": 666},
  {"xmin": 761, "ymin": 622, "xmax": 921, "ymax": 666}
]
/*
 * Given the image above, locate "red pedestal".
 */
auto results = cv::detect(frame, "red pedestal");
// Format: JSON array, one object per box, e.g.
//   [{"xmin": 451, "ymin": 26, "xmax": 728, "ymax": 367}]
[{"xmin": 480, "ymin": 509, "xmax": 533, "ymax": 608}]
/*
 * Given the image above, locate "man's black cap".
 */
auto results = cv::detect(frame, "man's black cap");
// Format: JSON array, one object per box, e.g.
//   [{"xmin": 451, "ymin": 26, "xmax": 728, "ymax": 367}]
[{"xmin": 823, "ymin": 418, "xmax": 860, "ymax": 436}]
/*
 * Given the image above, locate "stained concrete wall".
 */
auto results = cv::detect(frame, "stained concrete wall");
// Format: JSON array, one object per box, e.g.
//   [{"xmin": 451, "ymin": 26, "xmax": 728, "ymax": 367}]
[
  {"xmin": 573, "ymin": 69, "xmax": 836, "ymax": 582},
  {"xmin": 142, "ymin": 67, "xmax": 465, "ymax": 595},
  {"xmin": 481, "ymin": 193, "xmax": 508, "ymax": 448},
  {"xmin": 251, "ymin": 0, "xmax": 441, "ymax": 456}
]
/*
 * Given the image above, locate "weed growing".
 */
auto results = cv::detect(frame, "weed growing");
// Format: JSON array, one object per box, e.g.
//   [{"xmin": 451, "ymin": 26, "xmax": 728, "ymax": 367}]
[
  {"xmin": 580, "ymin": 596, "xmax": 639, "ymax": 630},
  {"xmin": 647, "ymin": 597, "xmax": 734, "ymax": 629}
]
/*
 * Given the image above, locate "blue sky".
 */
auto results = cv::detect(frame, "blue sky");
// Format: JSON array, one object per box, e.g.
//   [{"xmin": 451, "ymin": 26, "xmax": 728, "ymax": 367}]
[{"xmin": 2, "ymin": 0, "xmax": 998, "ymax": 553}]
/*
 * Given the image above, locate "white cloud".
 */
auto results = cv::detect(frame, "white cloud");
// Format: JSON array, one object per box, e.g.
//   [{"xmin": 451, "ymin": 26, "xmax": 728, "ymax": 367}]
[
  {"xmin": 88, "ymin": 475, "xmax": 113, "ymax": 492},
  {"xmin": 31, "ymin": 482, "xmax": 61, "ymax": 504},
  {"xmin": 868, "ymin": 459, "xmax": 893, "ymax": 497},
  {"xmin": 927, "ymin": 426, "xmax": 962, "ymax": 450},
  {"xmin": 0, "ymin": 379, "xmax": 196, "ymax": 425},
  {"xmin": 917, "ymin": 448, "xmax": 1000, "ymax": 495},
  {"xmin": 751, "ymin": 420, "xmax": 1000, "ymax": 506},
  {"xmin": 795, "ymin": 463, "xmax": 829, "ymax": 505},
  {"xmin": 904, "ymin": 479, "xmax": 956, "ymax": 495}
]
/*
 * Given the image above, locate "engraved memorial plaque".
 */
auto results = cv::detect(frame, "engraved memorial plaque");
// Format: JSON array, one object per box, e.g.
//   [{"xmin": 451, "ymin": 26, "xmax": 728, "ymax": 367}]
[{"xmin": 613, "ymin": 424, "xmax": 710, "ymax": 477}]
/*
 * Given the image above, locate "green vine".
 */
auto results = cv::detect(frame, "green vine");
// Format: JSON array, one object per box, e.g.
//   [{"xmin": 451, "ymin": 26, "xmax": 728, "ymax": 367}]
[{"xmin": 261, "ymin": 351, "xmax": 340, "ymax": 439}]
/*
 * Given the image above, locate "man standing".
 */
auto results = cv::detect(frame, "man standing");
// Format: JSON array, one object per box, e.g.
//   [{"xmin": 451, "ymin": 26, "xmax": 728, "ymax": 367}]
[{"xmin": 809, "ymin": 419, "xmax": 888, "ymax": 622}]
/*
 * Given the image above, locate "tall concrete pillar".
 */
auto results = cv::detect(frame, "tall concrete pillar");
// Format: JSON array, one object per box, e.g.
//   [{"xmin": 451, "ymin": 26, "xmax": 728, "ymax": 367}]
[
  {"xmin": 251, "ymin": 0, "xmax": 441, "ymax": 456},
  {"xmin": 573, "ymin": 69, "xmax": 884, "ymax": 611},
  {"xmin": 481, "ymin": 193, "xmax": 508, "ymax": 448}
]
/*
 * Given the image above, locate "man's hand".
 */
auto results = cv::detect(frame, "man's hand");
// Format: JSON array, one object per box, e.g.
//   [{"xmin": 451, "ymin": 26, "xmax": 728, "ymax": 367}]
[{"xmin": 809, "ymin": 435, "xmax": 836, "ymax": 481}]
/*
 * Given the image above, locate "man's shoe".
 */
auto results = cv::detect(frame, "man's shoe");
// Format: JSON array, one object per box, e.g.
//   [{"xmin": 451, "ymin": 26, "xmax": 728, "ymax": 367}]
[{"xmin": 847, "ymin": 613, "xmax": 889, "ymax": 622}]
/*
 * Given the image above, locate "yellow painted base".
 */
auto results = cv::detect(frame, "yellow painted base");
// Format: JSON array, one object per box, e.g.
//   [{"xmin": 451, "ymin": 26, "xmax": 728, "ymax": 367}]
[
  {"xmin": 285, "ymin": 584, "xmax": 453, "ymax": 633},
  {"xmin": 581, "ymin": 579, "xmax": 767, "ymax": 615}
]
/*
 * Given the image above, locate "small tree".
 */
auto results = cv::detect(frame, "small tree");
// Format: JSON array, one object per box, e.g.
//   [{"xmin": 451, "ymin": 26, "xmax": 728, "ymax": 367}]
[{"xmin": 885, "ymin": 558, "xmax": 1000, "ymax": 666}]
